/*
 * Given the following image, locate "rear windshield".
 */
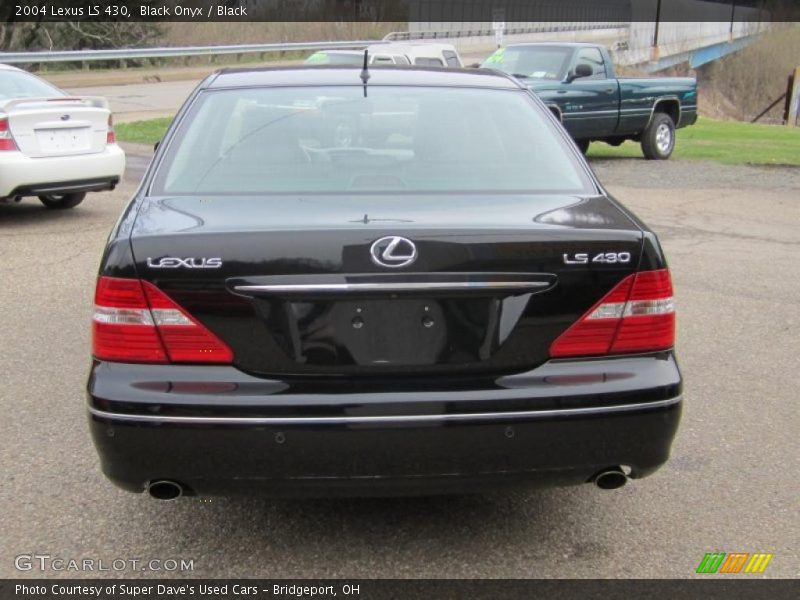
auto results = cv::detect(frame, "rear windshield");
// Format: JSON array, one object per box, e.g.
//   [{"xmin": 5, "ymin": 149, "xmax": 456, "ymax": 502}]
[
  {"xmin": 152, "ymin": 85, "xmax": 592, "ymax": 195},
  {"xmin": 0, "ymin": 70, "xmax": 64, "ymax": 101}
]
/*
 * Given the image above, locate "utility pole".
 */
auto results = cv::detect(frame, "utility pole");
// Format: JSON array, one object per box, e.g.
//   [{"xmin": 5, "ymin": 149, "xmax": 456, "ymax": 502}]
[
  {"xmin": 652, "ymin": 0, "xmax": 662, "ymax": 61},
  {"xmin": 788, "ymin": 67, "xmax": 800, "ymax": 127}
]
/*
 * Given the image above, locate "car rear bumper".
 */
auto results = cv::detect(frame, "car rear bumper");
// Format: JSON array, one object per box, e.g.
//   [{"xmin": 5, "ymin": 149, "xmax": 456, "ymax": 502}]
[
  {"xmin": 87, "ymin": 352, "xmax": 683, "ymax": 497},
  {"xmin": 0, "ymin": 144, "xmax": 125, "ymax": 197}
]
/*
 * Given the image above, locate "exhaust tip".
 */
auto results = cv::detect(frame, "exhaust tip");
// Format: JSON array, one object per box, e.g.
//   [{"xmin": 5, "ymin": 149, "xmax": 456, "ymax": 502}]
[
  {"xmin": 147, "ymin": 480, "xmax": 184, "ymax": 501},
  {"xmin": 593, "ymin": 468, "xmax": 628, "ymax": 490}
]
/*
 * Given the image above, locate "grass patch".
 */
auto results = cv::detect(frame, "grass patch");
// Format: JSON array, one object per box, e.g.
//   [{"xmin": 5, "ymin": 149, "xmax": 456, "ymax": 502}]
[
  {"xmin": 117, "ymin": 115, "xmax": 800, "ymax": 167},
  {"xmin": 116, "ymin": 118, "xmax": 173, "ymax": 145},
  {"xmin": 588, "ymin": 117, "xmax": 800, "ymax": 166}
]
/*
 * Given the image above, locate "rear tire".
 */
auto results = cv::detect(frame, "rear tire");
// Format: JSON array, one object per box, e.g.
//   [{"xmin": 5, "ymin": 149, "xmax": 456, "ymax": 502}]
[
  {"xmin": 641, "ymin": 113, "xmax": 675, "ymax": 160},
  {"xmin": 575, "ymin": 139, "xmax": 590, "ymax": 155},
  {"xmin": 38, "ymin": 192, "xmax": 86, "ymax": 209}
]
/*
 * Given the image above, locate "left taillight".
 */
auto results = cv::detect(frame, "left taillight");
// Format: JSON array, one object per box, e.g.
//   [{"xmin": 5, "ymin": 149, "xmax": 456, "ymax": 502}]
[
  {"xmin": 92, "ymin": 276, "xmax": 233, "ymax": 364},
  {"xmin": 106, "ymin": 114, "xmax": 116, "ymax": 145},
  {"xmin": 0, "ymin": 117, "xmax": 18, "ymax": 151}
]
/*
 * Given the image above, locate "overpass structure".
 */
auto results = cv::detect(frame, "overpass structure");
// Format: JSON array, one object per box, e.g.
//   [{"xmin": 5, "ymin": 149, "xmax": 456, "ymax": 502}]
[{"xmin": 402, "ymin": 0, "xmax": 771, "ymax": 72}]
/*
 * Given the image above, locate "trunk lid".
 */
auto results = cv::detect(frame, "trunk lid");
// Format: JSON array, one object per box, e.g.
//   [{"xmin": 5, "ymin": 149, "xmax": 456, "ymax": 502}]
[
  {"xmin": 130, "ymin": 193, "xmax": 643, "ymax": 376},
  {"xmin": 3, "ymin": 96, "xmax": 110, "ymax": 158}
]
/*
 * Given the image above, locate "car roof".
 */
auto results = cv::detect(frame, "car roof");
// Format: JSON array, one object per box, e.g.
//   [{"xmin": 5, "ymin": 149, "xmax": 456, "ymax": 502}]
[
  {"xmin": 0, "ymin": 63, "xmax": 24, "ymax": 72},
  {"xmin": 311, "ymin": 50, "xmax": 363, "ymax": 56},
  {"xmin": 505, "ymin": 42, "xmax": 599, "ymax": 48},
  {"xmin": 382, "ymin": 42, "xmax": 457, "ymax": 50},
  {"xmin": 208, "ymin": 65, "xmax": 523, "ymax": 89}
]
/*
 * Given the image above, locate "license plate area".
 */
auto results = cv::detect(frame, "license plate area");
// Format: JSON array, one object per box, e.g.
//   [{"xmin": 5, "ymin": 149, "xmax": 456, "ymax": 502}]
[
  {"xmin": 35, "ymin": 127, "xmax": 91, "ymax": 153},
  {"xmin": 255, "ymin": 296, "xmax": 501, "ymax": 369},
  {"xmin": 238, "ymin": 274, "xmax": 553, "ymax": 372},
  {"xmin": 330, "ymin": 299, "xmax": 447, "ymax": 366}
]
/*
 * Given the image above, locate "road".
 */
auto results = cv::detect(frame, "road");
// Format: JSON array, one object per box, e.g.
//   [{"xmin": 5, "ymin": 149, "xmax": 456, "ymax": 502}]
[
  {"xmin": 0, "ymin": 153, "xmax": 798, "ymax": 578},
  {"xmin": 66, "ymin": 80, "xmax": 199, "ymax": 123},
  {"xmin": 60, "ymin": 51, "xmax": 499, "ymax": 123}
]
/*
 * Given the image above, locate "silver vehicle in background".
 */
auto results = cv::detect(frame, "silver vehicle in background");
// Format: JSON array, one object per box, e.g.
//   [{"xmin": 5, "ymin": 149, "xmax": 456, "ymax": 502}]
[{"xmin": 305, "ymin": 42, "xmax": 463, "ymax": 68}]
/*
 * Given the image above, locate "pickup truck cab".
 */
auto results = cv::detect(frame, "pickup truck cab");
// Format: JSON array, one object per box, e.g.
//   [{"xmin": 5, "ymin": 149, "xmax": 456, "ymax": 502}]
[{"xmin": 481, "ymin": 43, "xmax": 698, "ymax": 159}]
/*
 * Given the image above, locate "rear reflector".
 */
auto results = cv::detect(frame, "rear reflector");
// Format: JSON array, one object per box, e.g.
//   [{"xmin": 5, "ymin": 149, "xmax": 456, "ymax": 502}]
[
  {"xmin": 550, "ymin": 269, "xmax": 675, "ymax": 358},
  {"xmin": 0, "ymin": 117, "xmax": 18, "ymax": 151},
  {"xmin": 92, "ymin": 276, "xmax": 233, "ymax": 364}
]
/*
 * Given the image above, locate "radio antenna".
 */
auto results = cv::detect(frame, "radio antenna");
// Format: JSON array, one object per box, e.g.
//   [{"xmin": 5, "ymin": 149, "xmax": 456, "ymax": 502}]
[{"xmin": 360, "ymin": 49, "xmax": 370, "ymax": 96}]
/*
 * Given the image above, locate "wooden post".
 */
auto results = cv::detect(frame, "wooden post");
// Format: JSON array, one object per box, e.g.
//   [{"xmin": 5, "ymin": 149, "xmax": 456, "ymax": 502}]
[{"xmin": 787, "ymin": 67, "xmax": 800, "ymax": 127}]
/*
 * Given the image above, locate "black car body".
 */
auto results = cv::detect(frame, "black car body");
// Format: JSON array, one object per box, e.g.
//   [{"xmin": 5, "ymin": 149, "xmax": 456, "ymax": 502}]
[{"xmin": 88, "ymin": 66, "xmax": 682, "ymax": 498}]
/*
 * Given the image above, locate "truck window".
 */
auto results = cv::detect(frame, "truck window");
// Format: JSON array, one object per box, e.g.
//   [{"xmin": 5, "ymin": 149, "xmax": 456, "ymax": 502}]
[
  {"xmin": 481, "ymin": 46, "xmax": 573, "ymax": 81},
  {"xmin": 442, "ymin": 51, "xmax": 461, "ymax": 67},
  {"xmin": 575, "ymin": 48, "xmax": 607, "ymax": 79},
  {"xmin": 394, "ymin": 55, "xmax": 411, "ymax": 65},
  {"xmin": 415, "ymin": 57, "xmax": 445, "ymax": 67},
  {"xmin": 372, "ymin": 56, "xmax": 395, "ymax": 65}
]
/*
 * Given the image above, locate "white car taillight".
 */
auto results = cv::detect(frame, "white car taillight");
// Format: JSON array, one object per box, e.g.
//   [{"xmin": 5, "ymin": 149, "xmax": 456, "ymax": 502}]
[
  {"xmin": 0, "ymin": 117, "xmax": 18, "ymax": 151},
  {"xmin": 106, "ymin": 114, "xmax": 116, "ymax": 145}
]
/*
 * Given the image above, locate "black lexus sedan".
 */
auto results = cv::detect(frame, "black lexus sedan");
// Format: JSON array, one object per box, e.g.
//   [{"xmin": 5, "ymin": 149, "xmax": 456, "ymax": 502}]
[{"xmin": 87, "ymin": 66, "xmax": 682, "ymax": 499}]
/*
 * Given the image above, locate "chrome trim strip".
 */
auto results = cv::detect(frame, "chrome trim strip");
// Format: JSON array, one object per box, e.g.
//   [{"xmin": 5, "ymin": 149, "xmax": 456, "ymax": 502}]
[
  {"xmin": 564, "ymin": 109, "xmax": 619, "ymax": 116},
  {"xmin": 88, "ymin": 396, "xmax": 681, "ymax": 426},
  {"xmin": 233, "ymin": 281, "xmax": 550, "ymax": 294}
]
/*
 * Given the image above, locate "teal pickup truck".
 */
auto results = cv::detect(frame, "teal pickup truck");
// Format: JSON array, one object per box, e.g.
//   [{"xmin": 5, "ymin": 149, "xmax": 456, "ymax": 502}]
[{"xmin": 481, "ymin": 43, "xmax": 698, "ymax": 159}]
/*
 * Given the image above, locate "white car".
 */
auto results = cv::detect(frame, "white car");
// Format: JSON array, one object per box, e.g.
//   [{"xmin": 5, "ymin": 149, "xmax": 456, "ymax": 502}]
[
  {"xmin": 305, "ymin": 43, "xmax": 463, "ymax": 69},
  {"xmin": 382, "ymin": 42, "xmax": 464, "ymax": 68},
  {"xmin": 0, "ymin": 64, "xmax": 125, "ymax": 209},
  {"xmin": 305, "ymin": 49, "xmax": 412, "ymax": 66}
]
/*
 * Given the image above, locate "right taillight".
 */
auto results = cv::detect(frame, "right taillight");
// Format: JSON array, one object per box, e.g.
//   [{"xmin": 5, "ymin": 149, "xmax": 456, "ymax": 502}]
[
  {"xmin": 92, "ymin": 276, "xmax": 233, "ymax": 364},
  {"xmin": 550, "ymin": 269, "xmax": 675, "ymax": 358},
  {"xmin": 0, "ymin": 117, "xmax": 18, "ymax": 151},
  {"xmin": 106, "ymin": 114, "xmax": 116, "ymax": 145}
]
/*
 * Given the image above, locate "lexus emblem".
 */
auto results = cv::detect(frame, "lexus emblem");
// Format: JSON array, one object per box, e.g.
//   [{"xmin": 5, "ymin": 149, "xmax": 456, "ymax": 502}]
[
  {"xmin": 370, "ymin": 236, "xmax": 417, "ymax": 268},
  {"xmin": 60, "ymin": 114, "xmax": 70, "ymax": 121}
]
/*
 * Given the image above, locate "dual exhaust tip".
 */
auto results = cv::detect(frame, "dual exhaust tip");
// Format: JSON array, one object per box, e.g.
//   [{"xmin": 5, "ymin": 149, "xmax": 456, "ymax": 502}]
[
  {"xmin": 593, "ymin": 467, "xmax": 629, "ymax": 490},
  {"xmin": 147, "ymin": 480, "xmax": 184, "ymax": 501},
  {"xmin": 147, "ymin": 470, "xmax": 628, "ymax": 499}
]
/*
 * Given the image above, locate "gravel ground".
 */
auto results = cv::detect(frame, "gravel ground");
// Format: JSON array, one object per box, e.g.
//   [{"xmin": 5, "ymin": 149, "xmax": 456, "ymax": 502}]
[{"xmin": 593, "ymin": 157, "xmax": 800, "ymax": 190}]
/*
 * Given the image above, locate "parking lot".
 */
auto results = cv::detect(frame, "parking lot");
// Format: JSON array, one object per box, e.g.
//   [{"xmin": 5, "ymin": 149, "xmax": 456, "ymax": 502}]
[{"xmin": 0, "ymin": 149, "xmax": 797, "ymax": 578}]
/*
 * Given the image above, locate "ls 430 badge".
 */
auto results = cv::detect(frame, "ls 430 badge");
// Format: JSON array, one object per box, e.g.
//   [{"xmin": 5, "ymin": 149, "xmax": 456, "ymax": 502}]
[
  {"xmin": 563, "ymin": 252, "xmax": 631, "ymax": 265},
  {"xmin": 146, "ymin": 257, "xmax": 223, "ymax": 269}
]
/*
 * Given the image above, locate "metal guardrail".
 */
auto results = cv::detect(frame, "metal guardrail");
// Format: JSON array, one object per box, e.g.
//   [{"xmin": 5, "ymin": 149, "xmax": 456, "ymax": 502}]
[
  {"xmin": 383, "ymin": 23, "xmax": 629, "ymax": 41},
  {"xmin": 1, "ymin": 26, "xmax": 632, "ymax": 65},
  {"xmin": 0, "ymin": 40, "xmax": 383, "ymax": 64}
]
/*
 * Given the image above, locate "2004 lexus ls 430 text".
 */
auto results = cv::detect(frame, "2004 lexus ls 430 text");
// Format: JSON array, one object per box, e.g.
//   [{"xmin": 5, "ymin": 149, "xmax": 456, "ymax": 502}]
[{"xmin": 87, "ymin": 65, "xmax": 682, "ymax": 499}]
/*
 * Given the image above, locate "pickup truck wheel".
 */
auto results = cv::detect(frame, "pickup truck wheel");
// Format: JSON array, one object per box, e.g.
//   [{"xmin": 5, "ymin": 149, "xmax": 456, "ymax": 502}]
[
  {"xmin": 642, "ymin": 113, "xmax": 675, "ymax": 160},
  {"xmin": 38, "ymin": 192, "xmax": 86, "ymax": 209},
  {"xmin": 575, "ymin": 139, "xmax": 589, "ymax": 155}
]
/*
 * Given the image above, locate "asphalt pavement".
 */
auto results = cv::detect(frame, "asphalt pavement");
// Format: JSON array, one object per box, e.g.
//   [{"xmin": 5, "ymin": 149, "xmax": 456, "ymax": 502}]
[{"xmin": 0, "ymin": 151, "xmax": 797, "ymax": 578}]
